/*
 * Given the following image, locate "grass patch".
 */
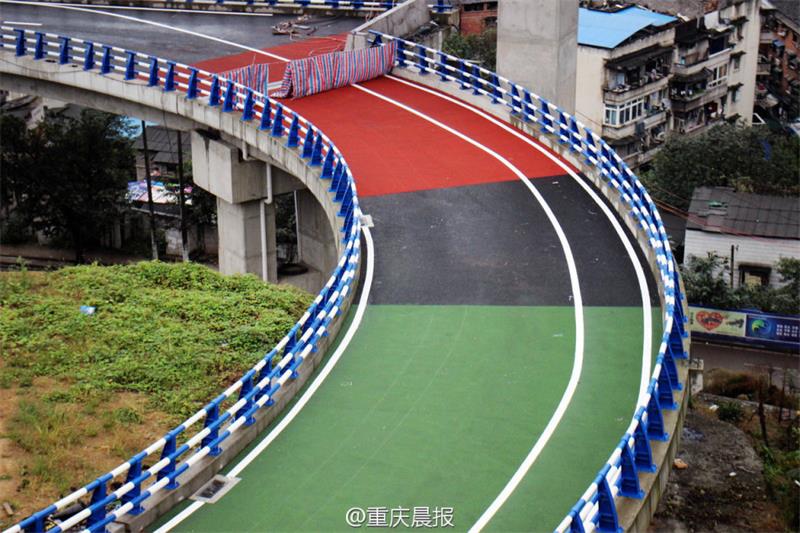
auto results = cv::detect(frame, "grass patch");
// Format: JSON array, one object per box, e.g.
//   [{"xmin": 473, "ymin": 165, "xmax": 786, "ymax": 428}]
[{"xmin": 0, "ymin": 261, "xmax": 312, "ymax": 524}]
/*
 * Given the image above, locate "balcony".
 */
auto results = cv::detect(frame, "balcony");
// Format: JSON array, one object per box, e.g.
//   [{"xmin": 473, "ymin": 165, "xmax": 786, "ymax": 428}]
[
  {"xmin": 602, "ymin": 109, "xmax": 668, "ymax": 141},
  {"xmin": 674, "ymin": 48, "xmax": 731, "ymax": 77},
  {"xmin": 670, "ymin": 84, "xmax": 727, "ymax": 113},
  {"xmin": 604, "ymin": 76, "xmax": 669, "ymax": 104}
]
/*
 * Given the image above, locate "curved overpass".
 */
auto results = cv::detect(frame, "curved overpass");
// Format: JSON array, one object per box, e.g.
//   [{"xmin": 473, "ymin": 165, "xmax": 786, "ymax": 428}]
[{"xmin": 0, "ymin": 20, "xmax": 689, "ymax": 533}]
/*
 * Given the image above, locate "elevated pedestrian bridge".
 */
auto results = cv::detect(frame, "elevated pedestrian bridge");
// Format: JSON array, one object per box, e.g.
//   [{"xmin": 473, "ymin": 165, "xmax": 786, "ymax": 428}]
[{"xmin": 0, "ymin": 25, "xmax": 690, "ymax": 533}]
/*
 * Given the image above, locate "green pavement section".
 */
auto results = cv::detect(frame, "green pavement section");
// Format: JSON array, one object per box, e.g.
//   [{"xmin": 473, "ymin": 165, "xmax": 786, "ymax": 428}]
[
  {"xmin": 486, "ymin": 307, "xmax": 663, "ymax": 532},
  {"xmin": 162, "ymin": 305, "xmax": 655, "ymax": 532}
]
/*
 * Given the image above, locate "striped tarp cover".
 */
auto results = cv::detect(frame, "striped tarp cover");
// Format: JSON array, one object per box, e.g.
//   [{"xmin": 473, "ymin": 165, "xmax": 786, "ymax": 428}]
[
  {"xmin": 220, "ymin": 63, "xmax": 270, "ymax": 94},
  {"xmin": 273, "ymin": 41, "xmax": 397, "ymax": 99}
]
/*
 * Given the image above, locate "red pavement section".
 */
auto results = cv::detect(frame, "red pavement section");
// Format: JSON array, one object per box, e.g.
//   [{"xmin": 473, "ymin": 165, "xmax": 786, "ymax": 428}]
[
  {"xmin": 192, "ymin": 34, "xmax": 346, "ymax": 81},
  {"xmin": 193, "ymin": 41, "xmax": 569, "ymax": 197}
]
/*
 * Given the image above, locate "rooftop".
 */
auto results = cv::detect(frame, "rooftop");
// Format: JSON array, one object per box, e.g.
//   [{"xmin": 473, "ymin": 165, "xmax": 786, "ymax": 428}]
[
  {"xmin": 578, "ymin": 5, "xmax": 677, "ymax": 49},
  {"xmin": 687, "ymin": 186, "xmax": 800, "ymax": 239}
]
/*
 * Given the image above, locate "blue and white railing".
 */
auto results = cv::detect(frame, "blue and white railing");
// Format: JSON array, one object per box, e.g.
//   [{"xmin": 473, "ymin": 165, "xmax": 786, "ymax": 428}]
[
  {"xmin": 1, "ymin": 26, "xmax": 364, "ymax": 533},
  {"xmin": 368, "ymin": 32, "xmax": 690, "ymax": 533}
]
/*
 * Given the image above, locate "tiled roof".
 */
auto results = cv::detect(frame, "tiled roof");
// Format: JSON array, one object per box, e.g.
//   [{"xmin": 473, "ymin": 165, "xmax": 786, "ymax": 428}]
[{"xmin": 687, "ymin": 186, "xmax": 800, "ymax": 239}]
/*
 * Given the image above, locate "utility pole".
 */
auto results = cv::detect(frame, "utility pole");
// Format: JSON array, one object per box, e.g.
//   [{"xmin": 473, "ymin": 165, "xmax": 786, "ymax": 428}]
[
  {"xmin": 176, "ymin": 132, "xmax": 189, "ymax": 261},
  {"xmin": 141, "ymin": 121, "xmax": 158, "ymax": 260}
]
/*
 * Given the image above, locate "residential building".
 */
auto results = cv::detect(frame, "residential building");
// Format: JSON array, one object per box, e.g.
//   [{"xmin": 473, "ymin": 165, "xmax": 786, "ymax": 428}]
[
  {"xmin": 575, "ymin": 0, "xmax": 761, "ymax": 169},
  {"xmin": 758, "ymin": 0, "xmax": 799, "ymax": 119},
  {"xmin": 684, "ymin": 186, "xmax": 800, "ymax": 289},
  {"xmin": 456, "ymin": 0, "xmax": 498, "ymax": 35}
]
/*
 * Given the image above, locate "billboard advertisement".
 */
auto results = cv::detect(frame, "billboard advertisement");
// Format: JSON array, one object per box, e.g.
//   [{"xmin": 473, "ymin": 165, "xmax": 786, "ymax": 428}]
[{"xmin": 689, "ymin": 306, "xmax": 799, "ymax": 351}]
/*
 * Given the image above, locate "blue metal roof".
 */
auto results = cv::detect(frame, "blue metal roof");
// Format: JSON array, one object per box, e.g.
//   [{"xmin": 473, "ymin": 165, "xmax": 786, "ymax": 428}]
[{"xmin": 578, "ymin": 6, "xmax": 677, "ymax": 49}]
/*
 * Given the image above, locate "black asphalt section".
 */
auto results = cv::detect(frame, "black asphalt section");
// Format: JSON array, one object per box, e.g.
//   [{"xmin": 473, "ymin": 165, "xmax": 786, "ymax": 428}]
[
  {"xmin": 533, "ymin": 174, "xmax": 660, "ymax": 307},
  {"xmin": 362, "ymin": 176, "xmax": 660, "ymax": 307},
  {"xmin": 362, "ymin": 179, "xmax": 574, "ymax": 306},
  {"xmin": 0, "ymin": 3, "xmax": 362, "ymax": 63}
]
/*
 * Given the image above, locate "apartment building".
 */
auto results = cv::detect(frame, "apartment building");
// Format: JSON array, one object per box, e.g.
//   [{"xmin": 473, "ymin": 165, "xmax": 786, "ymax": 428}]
[
  {"xmin": 575, "ymin": 0, "xmax": 760, "ymax": 169},
  {"xmin": 758, "ymin": 0, "xmax": 799, "ymax": 118}
]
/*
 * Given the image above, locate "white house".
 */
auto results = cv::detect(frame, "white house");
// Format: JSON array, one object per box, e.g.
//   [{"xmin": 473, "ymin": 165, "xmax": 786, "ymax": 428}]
[{"xmin": 684, "ymin": 186, "xmax": 800, "ymax": 288}]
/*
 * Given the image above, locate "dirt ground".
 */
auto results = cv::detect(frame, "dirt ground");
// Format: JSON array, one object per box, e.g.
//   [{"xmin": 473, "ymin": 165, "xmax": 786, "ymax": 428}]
[{"xmin": 650, "ymin": 402, "xmax": 785, "ymax": 533}]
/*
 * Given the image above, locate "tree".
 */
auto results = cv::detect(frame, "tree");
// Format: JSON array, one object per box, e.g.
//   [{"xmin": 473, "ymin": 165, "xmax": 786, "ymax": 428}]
[
  {"xmin": 681, "ymin": 252, "xmax": 736, "ymax": 308},
  {"xmin": 442, "ymin": 28, "xmax": 498, "ymax": 71},
  {"xmin": 8, "ymin": 109, "xmax": 135, "ymax": 261},
  {"xmin": 643, "ymin": 124, "xmax": 800, "ymax": 210}
]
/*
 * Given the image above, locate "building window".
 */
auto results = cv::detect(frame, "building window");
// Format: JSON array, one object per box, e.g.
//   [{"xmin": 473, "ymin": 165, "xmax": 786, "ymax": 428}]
[
  {"xmin": 483, "ymin": 16, "xmax": 497, "ymax": 29},
  {"xmin": 739, "ymin": 264, "xmax": 771, "ymax": 287},
  {"xmin": 732, "ymin": 86, "xmax": 741, "ymax": 102},
  {"xmin": 604, "ymin": 96, "xmax": 646, "ymax": 126},
  {"xmin": 732, "ymin": 55, "xmax": 741, "ymax": 72},
  {"xmin": 709, "ymin": 64, "xmax": 729, "ymax": 88},
  {"xmin": 464, "ymin": 3, "xmax": 485, "ymax": 12}
]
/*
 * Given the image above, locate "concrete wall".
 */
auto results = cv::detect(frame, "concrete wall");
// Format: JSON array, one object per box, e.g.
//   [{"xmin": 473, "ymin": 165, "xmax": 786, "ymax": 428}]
[
  {"xmin": 575, "ymin": 46, "xmax": 608, "ymax": 131},
  {"xmin": 684, "ymin": 229, "xmax": 800, "ymax": 289},
  {"xmin": 496, "ymin": 0, "xmax": 578, "ymax": 113},
  {"xmin": 345, "ymin": 0, "xmax": 432, "ymax": 50},
  {"xmin": 296, "ymin": 189, "xmax": 338, "ymax": 282}
]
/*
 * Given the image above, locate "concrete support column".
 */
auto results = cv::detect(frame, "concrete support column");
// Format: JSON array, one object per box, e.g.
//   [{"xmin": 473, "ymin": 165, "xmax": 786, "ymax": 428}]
[
  {"xmin": 296, "ymin": 188, "xmax": 337, "ymax": 281},
  {"xmin": 496, "ymin": 0, "xmax": 578, "ymax": 113},
  {"xmin": 216, "ymin": 197, "xmax": 278, "ymax": 282}
]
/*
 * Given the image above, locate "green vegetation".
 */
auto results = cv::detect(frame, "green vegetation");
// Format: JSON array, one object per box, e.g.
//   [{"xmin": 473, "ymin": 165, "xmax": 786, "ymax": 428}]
[
  {"xmin": 643, "ymin": 124, "xmax": 800, "ymax": 211},
  {"xmin": 442, "ymin": 28, "xmax": 497, "ymax": 71},
  {"xmin": 1, "ymin": 110, "xmax": 135, "ymax": 262},
  {"xmin": 681, "ymin": 253, "xmax": 800, "ymax": 314},
  {"xmin": 0, "ymin": 261, "xmax": 311, "ymax": 521}
]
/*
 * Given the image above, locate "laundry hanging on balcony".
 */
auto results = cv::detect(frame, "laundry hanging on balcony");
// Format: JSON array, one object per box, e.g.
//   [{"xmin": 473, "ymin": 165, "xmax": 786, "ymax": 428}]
[
  {"xmin": 220, "ymin": 62, "xmax": 270, "ymax": 95},
  {"xmin": 273, "ymin": 41, "xmax": 397, "ymax": 99}
]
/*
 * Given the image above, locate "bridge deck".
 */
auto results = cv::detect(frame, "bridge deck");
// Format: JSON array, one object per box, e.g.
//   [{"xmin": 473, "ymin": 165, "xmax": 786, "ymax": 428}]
[{"xmin": 155, "ymin": 45, "xmax": 661, "ymax": 531}]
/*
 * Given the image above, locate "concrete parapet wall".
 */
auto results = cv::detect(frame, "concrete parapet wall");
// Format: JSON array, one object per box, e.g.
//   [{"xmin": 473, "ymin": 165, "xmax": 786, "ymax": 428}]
[{"xmin": 345, "ymin": 0, "xmax": 431, "ymax": 50}]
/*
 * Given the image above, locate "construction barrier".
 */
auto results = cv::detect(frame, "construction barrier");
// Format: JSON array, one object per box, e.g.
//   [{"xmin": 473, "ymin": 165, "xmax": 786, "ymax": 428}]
[{"xmin": 273, "ymin": 40, "xmax": 396, "ymax": 98}]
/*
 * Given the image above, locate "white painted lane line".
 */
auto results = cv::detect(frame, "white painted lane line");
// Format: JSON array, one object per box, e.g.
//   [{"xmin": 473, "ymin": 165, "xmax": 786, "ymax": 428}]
[
  {"xmin": 2, "ymin": 20, "xmax": 41, "ymax": 25},
  {"xmin": 154, "ymin": 227, "xmax": 376, "ymax": 532},
  {"xmin": 0, "ymin": 0, "xmax": 291, "ymax": 62},
  {"xmin": 384, "ymin": 74, "xmax": 653, "ymax": 405},
  {"xmin": 348, "ymin": 82, "xmax": 586, "ymax": 533},
  {"xmin": 380, "ymin": 75, "xmax": 654, "ymax": 528}
]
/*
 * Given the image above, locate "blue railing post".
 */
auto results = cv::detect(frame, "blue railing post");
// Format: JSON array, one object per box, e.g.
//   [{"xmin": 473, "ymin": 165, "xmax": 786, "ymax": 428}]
[
  {"xmin": 156, "ymin": 430, "xmax": 180, "ymax": 489},
  {"xmin": 14, "ymin": 29, "xmax": 26, "ymax": 56},
  {"xmin": 321, "ymin": 150, "xmax": 335, "ymax": 179},
  {"xmin": 58, "ymin": 36, "xmax": 71, "ymax": 65},
  {"xmin": 201, "ymin": 400, "xmax": 223, "ymax": 456},
  {"xmin": 87, "ymin": 479, "xmax": 109, "ymax": 529},
  {"xmin": 471, "ymin": 64, "xmax": 482, "ymax": 95},
  {"xmin": 186, "ymin": 68, "xmax": 199, "ymax": 99},
  {"xmin": 100, "ymin": 45, "xmax": 112, "ymax": 74},
  {"xmin": 148, "ymin": 57, "xmax": 160, "ymax": 87},
  {"xmin": 646, "ymin": 391, "xmax": 668, "ymax": 441},
  {"xmin": 120, "ymin": 455, "xmax": 146, "ymax": 515},
  {"xmin": 657, "ymin": 366, "xmax": 677, "ymax": 410},
  {"xmin": 83, "ymin": 41, "xmax": 95, "ymax": 70},
  {"xmin": 416, "ymin": 44, "xmax": 429, "ymax": 74},
  {"xmin": 259, "ymin": 97, "xmax": 272, "ymax": 130},
  {"xmin": 310, "ymin": 134, "xmax": 324, "ymax": 166},
  {"xmin": 222, "ymin": 79, "xmax": 236, "ymax": 112},
  {"xmin": 568, "ymin": 509, "xmax": 586, "ymax": 533},
  {"xmin": 301, "ymin": 125, "xmax": 315, "ymax": 158},
  {"xmin": 662, "ymin": 349, "xmax": 681, "ymax": 391},
  {"xmin": 164, "ymin": 61, "xmax": 176, "ymax": 92},
  {"xmin": 237, "ymin": 371, "xmax": 257, "ymax": 426},
  {"xmin": 633, "ymin": 416, "xmax": 656, "ymax": 472},
  {"xmin": 208, "ymin": 75, "xmax": 221, "ymax": 106},
  {"xmin": 242, "ymin": 88, "xmax": 255, "ymax": 121},
  {"xmin": 458, "ymin": 59, "xmax": 469, "ymax": 90},
  {"xmin": 330, "ymin": 161, "xmax": 344, "ymax": 192},
  {"xmin": 33, "ymin": 32, "xmax": 45, "ymax": 60},
  {"xmin": 271, "ymin": 103, "xmax": 285, "ymax": 137},
  {"xmin": 596, "ymin": 475, "xmax": 621, "ymax": 533},
  {"xmin": 434, "ymin": 0, "xmax": 447, "ymax": 13},
  {"xmin": 618, "ymin": 440, "xmax": 644, "ymax": 499},
  {"xmin": 490, "ymin": 74, "xmax": 501, "ymax": 104},
  {"xmin": 124, "ymin": 50, "xmax": 137, "ymax": 80},
  {"xmin": 509, "ymin": 84, "xmax": 522, "ymax": 115},
  {"xmin": 286, "ymin": 115, "xmax": 300, "ymax": 146},
  {"xmin": 396, "ymin": 39, "xmax": 406, "ymax": 68}
]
